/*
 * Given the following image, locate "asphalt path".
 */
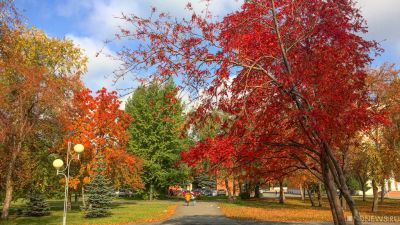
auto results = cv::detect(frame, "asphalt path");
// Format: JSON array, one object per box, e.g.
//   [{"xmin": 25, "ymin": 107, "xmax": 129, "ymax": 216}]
[{"xmin": 138, "ymin": 201, "xmax": 340, "ymax": 225}]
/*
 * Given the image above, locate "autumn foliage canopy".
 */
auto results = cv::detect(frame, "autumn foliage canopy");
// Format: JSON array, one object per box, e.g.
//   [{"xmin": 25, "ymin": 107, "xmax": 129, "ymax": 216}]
[
  {"xmin": 115, "ymin": 0, "xmax": 386, "ymax": 224},
  {"xmin": 65, "ymin": 88, "xmax": 143, "ymax": 189}
]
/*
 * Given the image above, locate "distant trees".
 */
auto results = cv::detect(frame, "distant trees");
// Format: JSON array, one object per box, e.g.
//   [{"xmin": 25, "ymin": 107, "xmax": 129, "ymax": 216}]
[
  {"xmin": 347, "ymin": 142, "xmax": 370, "ymax": 202},
  {"xmin": 347, "ymin": 64, "xmax": 400, "ymax": 212},
  {"xmin": 125, "ymin": 80, "xmax": 189, "ymax": 198}
]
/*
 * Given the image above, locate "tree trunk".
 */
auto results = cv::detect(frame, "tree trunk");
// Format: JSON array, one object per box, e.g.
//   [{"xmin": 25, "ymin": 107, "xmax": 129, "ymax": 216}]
[
  {"xmin": 238, "ymin": 181, "xmax": 243, "ymax": 195},
  {"xmin": 325, "ymin": 182, "xmax": 339, "ymax": 225},
  {"xmin": 307, "ymin": 187, "xmax": 315, "ymax": 207},
  {"xmin": 233, "ymin": 178, "xmax": 236, "ymax": 198},
  {"xmin": 322, "ymin": 153, "xmax": 346, "ymax": 225},
  {"xmin": 324, "ymin": 144, "xmax": 362, "ymax": 225},
  {"xmin": 340, "ymin": 192, "xmax": 347, "ymax": 210},
  {"xmin": 362, "ymin": 189, "xmax": 366, "ymax": 202},
  {"xmin": 340, "ymin": 146, "xmax": 347, "ymax": 211},
  {"xmin": 254, "ymin": 183, "xmax": 261, "ymax": 198},
  {"xmin": 1, "ymin": 143, "xmax": 21, "ymax": 219},
  {"xmin": 225, "ymin": 178, "xmax": 233, "ymax": 201},
  {"xmin": 360, "ymin": 182, "xmax": 366, "ymax": 202},
  {"xmin": 75, "ymin": 192, "xmax": 78, "ymax": 203},
  {"xmin": 149, "ymin": 184, "xmax": 154, "ymax": 201},
  {"xmin": 67, "ymin": 192, "xmax": 72, "ymax": 210},
  {"xmin": 81, "ymin": 186, "xmax": 86, "ymax": 208},
  {"xmin": 333, "ymin": 169, "xmax": 361, "ymax": 225},
  {"xmin": 165, "ymin": 186, "xmax": 170, "ymax": 196},
  {"xmin": 1, "ymin": 178, "xmax": 13, "ymax": 220},
  {"xmin": 372, "ymin": 179, "xmax": 379, "ymax": 213},
  {"xmin": 372, "ymin": 128, "xmax": 380, "ymax": 211},
  {"xmin": 380, "ymin": 179, "xmax": 385, "ymax": 203},
  {"xmin": 279, "ymin": 179, "xmax": 285, "ymax": 204},
  {"xmin": 300, "ymin": 183, "xmax": 305, "ymax": 201},
  {"xmin": 317, "ymin": 182, "xmax": 322, "ymax": 207},
  {"xmin": 245, "ymin": 181, "xmax": 251, "ymax": 196}
]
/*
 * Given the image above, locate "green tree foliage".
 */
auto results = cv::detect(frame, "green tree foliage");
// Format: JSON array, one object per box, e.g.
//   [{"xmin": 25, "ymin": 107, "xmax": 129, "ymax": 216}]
[
  {"xmin": 24, "ymin": 192, "xmax": 50, "ymax": 217},
  {"xmin": 85, "ymin": 155, "xmax": 114, "ymax": 218},
  {"xmin": 125, "ymin": 80, "xmax": 189, "ymax": 195}
]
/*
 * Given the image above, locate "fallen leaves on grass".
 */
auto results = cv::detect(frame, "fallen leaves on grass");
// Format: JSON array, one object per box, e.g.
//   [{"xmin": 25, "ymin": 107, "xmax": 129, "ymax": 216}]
[
  {"xmin": 220, "ymin": 203, "xmax": 332, "ymax": 222},
  {"xmin": 220, "ymin": 198, "xmax": 400, "ymax": 223}
]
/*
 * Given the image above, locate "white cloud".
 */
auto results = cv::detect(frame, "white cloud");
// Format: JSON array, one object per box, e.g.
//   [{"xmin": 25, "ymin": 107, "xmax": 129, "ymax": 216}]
[
  {"xmin": 67, "ymin": 34, "xmax": 120, "ymax": 91},
  {"xmin": 68, "ymin": 34, "xmax": 139, "ymax": 110},
  {"xmin": 356, "ymin": 0, "xmax": 400, "ymax": 63},
  {"xmin": 83, "ymin": 1, "xmax": 140, "ymax": 39},
  {"xmin": 356, "ymin": 0, "xmax": 400, "ymax": 41},
  {"xmin": 59, "ymin": 0, "xmax": 242, "ymax": 40}
]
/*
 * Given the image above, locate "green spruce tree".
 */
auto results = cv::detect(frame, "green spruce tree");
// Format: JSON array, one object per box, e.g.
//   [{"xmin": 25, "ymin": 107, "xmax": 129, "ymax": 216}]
[
  {"xmin": 85, "ymin": 155, "xmax": 114, "ymax": 218},
  {"xmin": 24, "ymin": 191, "xmax": 50, "ymax": 217}
]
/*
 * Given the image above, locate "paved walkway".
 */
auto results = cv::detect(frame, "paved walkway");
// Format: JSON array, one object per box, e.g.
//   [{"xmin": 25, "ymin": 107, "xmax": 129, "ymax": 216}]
[{"xmin": 141, "ymin": 201, "xmax": 335, "ymax": 225}]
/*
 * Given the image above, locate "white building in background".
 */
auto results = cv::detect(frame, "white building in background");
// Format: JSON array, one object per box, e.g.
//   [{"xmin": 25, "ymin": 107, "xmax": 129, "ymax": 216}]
[
  {"xmin": 287, "ymin": 178, "xmax": 400, "ymax": 197},
  {"xmin": 355, "ymin": 178, "xmax": 400, "ymax": 196}
]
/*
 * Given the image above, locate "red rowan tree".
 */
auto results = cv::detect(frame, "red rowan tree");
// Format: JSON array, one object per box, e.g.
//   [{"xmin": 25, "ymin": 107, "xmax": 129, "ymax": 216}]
[{"xmin": 114, "ymin": 1, "xmax": 383, "ymax": 224}]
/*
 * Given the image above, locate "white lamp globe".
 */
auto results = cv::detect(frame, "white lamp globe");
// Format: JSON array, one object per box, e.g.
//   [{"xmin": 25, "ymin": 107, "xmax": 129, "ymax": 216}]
[
  {"xmin": 52, "ymin": 159, "xmax": 64, "ymax": 170},
  {"xmin": 73, "ymin": 144, "xmax": 84, "ymax": 153}
]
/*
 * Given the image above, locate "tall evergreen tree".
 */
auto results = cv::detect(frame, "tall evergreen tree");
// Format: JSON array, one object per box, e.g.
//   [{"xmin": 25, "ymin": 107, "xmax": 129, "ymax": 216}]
[
  {"xmin": 85, "ymin": 155, "xmax": 114, "ymax": 218},
  {"xmin": 24, "ymin": 191, "xmax": 50, "ymax": 217},
  {"xmin": 125, "ymin": 80, "xmax": 189, "ymax": 197}
]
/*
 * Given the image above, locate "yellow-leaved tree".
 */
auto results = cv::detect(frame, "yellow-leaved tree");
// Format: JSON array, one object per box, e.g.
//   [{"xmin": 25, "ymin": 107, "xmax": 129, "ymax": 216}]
[{"xmin": 0, "ymin": 2, "xmax": 87, "ymax": 218}]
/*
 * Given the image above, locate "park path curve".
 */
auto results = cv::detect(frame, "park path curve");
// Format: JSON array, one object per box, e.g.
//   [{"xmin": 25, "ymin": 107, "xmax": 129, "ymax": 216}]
[
  {"xmin": 142, "ymin": 201, "xmax": 240, "ymax": 225},
  {"xmin": 138, "ymin": 201, "xmax": 339, "ymax": 225}
]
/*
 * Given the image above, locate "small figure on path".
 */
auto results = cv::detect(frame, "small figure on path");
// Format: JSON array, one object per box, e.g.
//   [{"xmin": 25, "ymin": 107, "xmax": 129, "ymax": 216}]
[
  {"xmin": 191, "ymin": 192, "xmax": 196, "ymax": 206},
  {"xmin": 184, "ymin": 191, "xmax": 191, "ymax": 206}
]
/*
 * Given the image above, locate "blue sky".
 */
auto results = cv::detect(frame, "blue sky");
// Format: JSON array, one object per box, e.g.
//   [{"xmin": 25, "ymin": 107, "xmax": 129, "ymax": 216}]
[{"xmin": 15, "ymin": 0, "xmax": 400, "ymax": 103}]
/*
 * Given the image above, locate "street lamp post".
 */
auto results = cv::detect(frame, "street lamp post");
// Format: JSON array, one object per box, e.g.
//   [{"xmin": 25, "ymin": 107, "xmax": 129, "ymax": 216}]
[{"xmin": 52, "ymin": 142, "xmax": 84, "ymax": 225}]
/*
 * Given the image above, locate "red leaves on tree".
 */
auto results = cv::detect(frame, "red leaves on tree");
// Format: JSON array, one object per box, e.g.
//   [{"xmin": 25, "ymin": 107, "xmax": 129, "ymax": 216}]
[
  {"xmin": 115, "ymin": 0, "xmax": 383, "ymax": 174},
  {"xmin": 115, "ymin": 1, "xmax": 386, "ymax": 222}
]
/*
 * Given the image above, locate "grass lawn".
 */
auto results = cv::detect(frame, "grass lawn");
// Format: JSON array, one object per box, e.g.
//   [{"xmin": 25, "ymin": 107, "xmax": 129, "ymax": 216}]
[
  {"xmin": 220, "ymin": 196, "xmax": 400, "ymax": 222},
  {"xmin": 0, "ymin": 199, "xmax": 177, "ymax": 225}
]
